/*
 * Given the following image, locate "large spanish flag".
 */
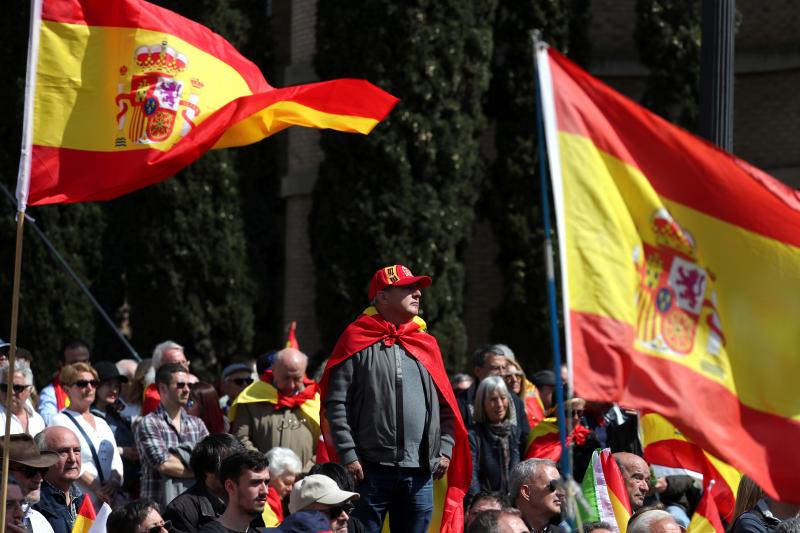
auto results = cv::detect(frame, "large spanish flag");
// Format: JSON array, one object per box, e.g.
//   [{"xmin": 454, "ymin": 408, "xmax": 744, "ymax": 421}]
[
  {"xmin": 536, "ymin": 44, "xmax": 800, "ymax": 503},
  {"xmin": 641, "ymin": 412, "xmax": 740, "ymax": 522},
  {"xmin": 16, "ymin": 0, "xmax": 398, "ymax": 209}
]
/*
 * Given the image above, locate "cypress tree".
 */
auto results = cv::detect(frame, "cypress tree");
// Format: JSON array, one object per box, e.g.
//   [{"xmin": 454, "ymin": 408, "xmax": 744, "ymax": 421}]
[
  {"xmin": 484, "ymin": 0, "xmax": 590, "ymax": 372},
  {"xmin": 635, "ymin": 0, "xmax": 702, "ymax": 130},
  {"xmin": 311, "ymin": 0, "xmax": 497, "ymax": 370}
]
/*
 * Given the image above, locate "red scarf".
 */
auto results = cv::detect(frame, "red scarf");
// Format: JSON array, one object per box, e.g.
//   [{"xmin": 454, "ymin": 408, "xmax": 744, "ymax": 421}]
[
  {"xmin": 266, "ymin": 485, "xmax": 285, "ymax": 523},
  {"xmin": 318, "ymin": 308, "xmax": 470, "ymax": 533},
  {"xmin": 53, "ymin": 376, "xmax": 69, "ymax": 411},
  {"xmin": 260, "ymin": 370, "xmax": 319, "ymax": 410}
]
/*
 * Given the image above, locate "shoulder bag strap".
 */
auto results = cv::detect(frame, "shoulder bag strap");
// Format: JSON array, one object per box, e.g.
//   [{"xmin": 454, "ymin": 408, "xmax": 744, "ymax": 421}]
[{"xmin": 62, "ymin": 411, "xmax": 105, "ymax": 483}]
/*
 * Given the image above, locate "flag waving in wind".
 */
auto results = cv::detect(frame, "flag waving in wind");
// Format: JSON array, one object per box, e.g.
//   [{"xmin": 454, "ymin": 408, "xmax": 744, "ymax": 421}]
[
  {"xmin": 17, "ymin": 0, "xmax": 398, "ymax": 209},
  {"xmin": 536, "ymin": 44, "xmax": 800, "ymax": 504}
]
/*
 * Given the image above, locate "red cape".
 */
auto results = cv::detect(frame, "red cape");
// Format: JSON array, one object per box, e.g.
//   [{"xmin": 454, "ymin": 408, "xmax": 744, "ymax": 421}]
[{"xmin": 318, "ymin": 307, "xmax": 470, "ymax": 533}]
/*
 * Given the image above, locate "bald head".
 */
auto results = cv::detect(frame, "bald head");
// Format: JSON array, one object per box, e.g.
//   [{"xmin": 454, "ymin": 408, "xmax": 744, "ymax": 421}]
[
  {"xmin": 37, "ymin": 427, "xmax": 81, "ymax": 491},
  {"xmin": 273, "ymin": 348, "xmax": 308, "ymax": 396},
  {"xmin": 614, "ymin": 452, "xmax": 650, "ymax": 510}
]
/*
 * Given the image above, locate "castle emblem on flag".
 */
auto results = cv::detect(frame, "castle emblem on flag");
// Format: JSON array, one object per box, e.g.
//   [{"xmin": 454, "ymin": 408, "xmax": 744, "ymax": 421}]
[
  {"xmin": 634, "ymin": 209, "xmax": 726, "ymax": 358},
  {"xmin": 115, "ymin": 41, "xmax": 201, "ymax": 145}
]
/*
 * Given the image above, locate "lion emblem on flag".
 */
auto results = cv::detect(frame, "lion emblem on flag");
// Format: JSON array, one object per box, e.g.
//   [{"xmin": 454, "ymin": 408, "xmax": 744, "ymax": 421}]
[
  {"xmin": 634, "ymin": 208, "xmax": 725, "ymax": 357},
  {"xmin": 115, "ymin": 41, "xmax": 201, "ymax": 145}
]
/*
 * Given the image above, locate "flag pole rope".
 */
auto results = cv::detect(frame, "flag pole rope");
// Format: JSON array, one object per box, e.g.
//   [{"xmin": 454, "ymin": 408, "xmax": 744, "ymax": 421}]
[{"xmin": 0, "ymin": 212, "xmax": 26, "ymax": 533}]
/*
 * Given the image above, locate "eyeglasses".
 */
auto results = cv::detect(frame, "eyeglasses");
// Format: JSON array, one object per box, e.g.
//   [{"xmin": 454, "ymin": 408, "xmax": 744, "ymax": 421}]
[
  {"xmin": 144, "ymin": 520, "xmax": 172, "ymax": 533},
  {"xmin": 503, "ymin": 373, "xmax": 523, "ymax": 380},
  {"xmin": 328, "ymin": 502, "xmax": 355, "ymax": 517},
  {"xmin": 230, "ymin": 377, "xmax": 253, "ymax": 387},
  {"xmin": 9, "ymin": 464, "xmax": 48, "ymax": 478},
  {"xmin": 171, "ymin": 382, "xmax": 191, "ymax": 390},
  {"xmin": 74, "ymin": 380, "xmax": 99, "ymax": 389},
  {"xmin": 547, "ymin": 479, "xmax": 560, "ymax": 492},
  {"xmin": 0, "ymin": 384, "xmax": 30, "ymax": 394}
]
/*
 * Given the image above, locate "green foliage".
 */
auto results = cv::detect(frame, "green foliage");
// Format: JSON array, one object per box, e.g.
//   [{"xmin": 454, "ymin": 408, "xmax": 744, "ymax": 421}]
[
  {"xmin": 311, "ymin": 0, "xmax": 497, "ymax": 370},
  {"xmin": 484, "ymin": 0, "xmax": 590, "ymax": 373},
  {"xmin": 635, "ymin": 0, "xmax": 701, "ymax": 129}
]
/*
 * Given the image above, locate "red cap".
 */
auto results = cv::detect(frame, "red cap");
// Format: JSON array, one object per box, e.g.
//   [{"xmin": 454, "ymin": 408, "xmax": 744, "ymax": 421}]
[{"xmin": 368, "ymin": 265, "xmax": 432, "ymax": 300}]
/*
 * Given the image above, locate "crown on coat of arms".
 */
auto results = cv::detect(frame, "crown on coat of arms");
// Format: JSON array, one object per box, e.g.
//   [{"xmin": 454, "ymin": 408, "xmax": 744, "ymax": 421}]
[
  {"xmin": 135, "ymin": 41, "xmax": 188, "ymax": 74},
  {"xmin": 651, "ymin": 209, "xmax": 696, "ymax": 257}
]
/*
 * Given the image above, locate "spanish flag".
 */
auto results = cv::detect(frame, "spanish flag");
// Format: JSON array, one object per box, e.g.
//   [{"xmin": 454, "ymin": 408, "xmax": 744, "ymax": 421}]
[
  {"xmin": 72, "ymin": 498, "xmax": 111, "ymax": 533},
  {"xmin": 16, "ymin": 0, "xmax": 398, "ymax": 210},
  {"xmin": 285, "ymin": 321, "xmax": 299, "ymax": 350},
  {"xmin": 579, "ymin": 449, "xmax": 632, "ymax": 533},
  {"xmin": 641, "ymin": 412, "xmax": 740, "ymax": 521},
  {"xmin": 687, "ymin": 484, "xmax": 725, "ymax": 533},
  {"xmin": 536, "ymin": 44, "xmax": 800, "ymax": 503}
]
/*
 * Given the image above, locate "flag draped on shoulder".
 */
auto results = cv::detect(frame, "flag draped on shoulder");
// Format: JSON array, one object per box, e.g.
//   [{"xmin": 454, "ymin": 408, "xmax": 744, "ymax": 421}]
[
  {"xmin": 17, "ymin": 0, "xmax": 398, "ymax": 209},
  {"xmin": 317, "ymin": 307, "xmax": 470, "ymax": 533},
  {"xmin": 641, "ymin": 412, "xmax": 740, "ymax": 521},
  {"xmin": 536, "ymin": 43, "xmax": 800, "ymax": 503},
  {"xmin": 579, "ymin": 449, "xmax": 632, "ymax": 533}
]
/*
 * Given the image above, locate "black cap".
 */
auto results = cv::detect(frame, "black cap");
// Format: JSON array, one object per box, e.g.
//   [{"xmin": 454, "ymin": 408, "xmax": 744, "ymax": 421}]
[
  {"xmin": 531, "ymin": 370, "xmax": 556, "ymax": 388},
  {"xmin": 93, "ymin": 361, "xmax": 128, "ymax": 383}
]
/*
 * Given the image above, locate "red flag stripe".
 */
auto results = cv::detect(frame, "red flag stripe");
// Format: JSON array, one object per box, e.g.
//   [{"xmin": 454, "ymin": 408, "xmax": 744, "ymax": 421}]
[
  {"xmin": 571, "ymin": 310, "xmax": 800, "ymax": 501},
  {"xmin": 548, "ymin": 49, "xmax": 800, "ymax": 248}
]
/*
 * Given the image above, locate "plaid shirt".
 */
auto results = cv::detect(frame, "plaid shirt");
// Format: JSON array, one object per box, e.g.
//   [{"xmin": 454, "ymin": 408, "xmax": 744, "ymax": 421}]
[{"xmin": 135, "ymin": 404, "xmax": 209, "ymax": 503}]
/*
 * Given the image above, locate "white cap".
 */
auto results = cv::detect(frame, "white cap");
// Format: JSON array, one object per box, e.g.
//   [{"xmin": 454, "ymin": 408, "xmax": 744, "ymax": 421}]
[{"xmin": 288, "ymin": 474, "xmax": 359, "ymax": 514}]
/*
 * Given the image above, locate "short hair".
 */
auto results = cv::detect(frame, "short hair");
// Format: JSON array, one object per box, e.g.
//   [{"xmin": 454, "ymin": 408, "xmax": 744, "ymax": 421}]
[
  {"xmin": 219, "ymin": 450, "xmax": 269, "ymax": 488},
  {"xmin": 0, "ymin": 345, "xmax": 32, "ymax": 365},
  {"xmin": 473, "ymin": 375, "xmax": 516, "ymax": 425},
  {"xmin": 509, "ymin": 458, "xmax": 558, "ymax": 501},
  {"xmin": 155, "ymin": 363, "xmax": 187, "ymax": 387},
  {"xmin": 152, "ymin": 340, "xmax": 183, "ymax": 370},
  {"xmin": 307, "ymin": 462, "xmax": 356, "ymax": 492},
  {"xmin": 466, "ymin": 509, "xmax": 503, "ymax": 533},
  {"xmin": 106, "ymin": 500, "xmax": 161, "ymax": 533},
  {"xmin": 59, "ymin": 340, "xmax": 89, "ymax": 362},
  {"xmin": 59, "ymin": 362, "xmax": 98, "ymax": 386},
  {"xmin": 467, "ymin": 490, "xmax": 507, "ymax": 512},
  {"xmin": 33, "ymin": 430, "xmax": 47, "ymax": 451},
  {"xmin": 190, "ymin": 433, "xmax": 246, "ymax": 481},
  {"xmin": 776, "ymin": 517, "xmax": 800, "ymax": 533},
  {"xmin": 628, "ymin": 509, "xmax": 676, "ymax": 533},
  {"xmin": 0, "ymin": 360, "xmax": 33, "ymax": 385},
  {"xmin": 472, "ymin": 344, "xmax": 503, "ymax": 368},
  {"xmin": 584, "ymin": 521, "xmax": 614, "ymax": 533},
  {"xmin": 266, "ymin": 447, "xmax": 302, "ymax": 478}
]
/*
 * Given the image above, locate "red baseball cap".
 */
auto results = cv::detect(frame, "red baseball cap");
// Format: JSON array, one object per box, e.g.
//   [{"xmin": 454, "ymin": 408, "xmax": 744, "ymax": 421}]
[{"xmin": 368, "ymin": 265, "xmax": 432, "ymax": 300}]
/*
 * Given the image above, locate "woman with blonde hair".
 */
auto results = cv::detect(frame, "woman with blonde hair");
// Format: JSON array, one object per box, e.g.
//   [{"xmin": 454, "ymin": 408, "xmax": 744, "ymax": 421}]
[
  {"xmin": 503, "ymin": 359, "xmax": 545, "ymax": 429},
  {"xmin": 49, "ymin": 362, "xmax": 123, "ymax": 508}
]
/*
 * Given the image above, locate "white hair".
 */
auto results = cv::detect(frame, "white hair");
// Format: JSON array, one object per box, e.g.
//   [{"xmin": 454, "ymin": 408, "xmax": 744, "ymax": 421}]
[
  {"xmin": 629, "ymin": 510, "xmax": 678, "ymax": 533},
  {"xmin": 473, "ymin": 375, "xmax": 516, "ymax": 425},
  {"xmin": 0, "ymin": 360, "xmax": 33, "ymax": 385},
  {"xmin": 152, "ymin": 340, "xmax": 183, "ymax": 370},
  {"xmin": 266, "ymin": 447, "xmax": 302, "ymax": 477},
  {"xmin": 509, "ymin": 458, "xmax": 558, "ymax": 502}
]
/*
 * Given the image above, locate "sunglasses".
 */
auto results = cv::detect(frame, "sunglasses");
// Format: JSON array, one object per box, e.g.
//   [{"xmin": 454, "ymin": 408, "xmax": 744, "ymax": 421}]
[
  {"xmin": 9, "ymin": 464, "xmax": 48, "ymax": 478},
  {"xmin": 230, "ymin": 377, "xmax": 253, "ymax": 387},
  {"xmin": 0, "ymin": 384, "xmax": 30, "ymax": 394},
  {"xmin": 74, "ymin": 379, "xmax": 100, "ymax": 389},
  {"xmin": 145, "ymin": 520, "xmax": 172, "ymax": 533},
  {"xmin": 328, "ymin": 502, "xmax": 355, "ymax": 517},
  {"xmin": 547, "ymin": 479, "xmax": 560, "ymax": 492},
  {"xmin": 171, "ymin": 382, "xmax": 191, "ymax": 390}
]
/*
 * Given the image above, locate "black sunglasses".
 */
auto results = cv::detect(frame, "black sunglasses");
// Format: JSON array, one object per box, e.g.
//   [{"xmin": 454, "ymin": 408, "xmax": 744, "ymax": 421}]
[
  {"xmin": 172, "ymin": 382, "xmax": 191, "ymax": 390},
  {"xmin": 0, "ymin": 384, "xmax": 30, "ymax": 394},
  {"xmin": 74, "ymin": 379, "xmax": 100, "ymax": 388},
  {"xmin": 328, "ymin": 502, "xmax": 355, "ymax": 517},
  {"xmin": 9, "ymin": 464, "xmax": 48, "ymax": 477},
  {"xmin": 547, "ymin": 479, "xmax": 560, "ymax": 492},
  {"xmin": 146, "ymin": 520, "xmax": 172, "ymax": 533},
  {"xmin": 231, "ymin": 377, "xmax": 253, "ymax": 386}
]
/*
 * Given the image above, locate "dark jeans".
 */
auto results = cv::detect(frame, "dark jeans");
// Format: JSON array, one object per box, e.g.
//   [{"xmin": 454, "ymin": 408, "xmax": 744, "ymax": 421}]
[{"xmin": 352, "ymin": 462, "xmax": 433, "ymax": 533}]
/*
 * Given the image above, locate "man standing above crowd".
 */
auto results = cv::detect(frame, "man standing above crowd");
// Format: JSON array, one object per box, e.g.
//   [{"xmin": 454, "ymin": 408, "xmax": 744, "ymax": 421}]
[
  {"xmin": 456, "ymin": 344, "xmax": 530, "ymax": 456},
  {"xmin": 322, "ymin": 264, "xmax": 468, "ymax": 533},
  {"xmin": 38, "ymin": 341, "xmax": 90, "ymax": 425},
  {"xmin": 33, "ymin": 427, "xmax": 86, "ymax": 533},
  {"xmin": 510, "ymin": 458, "xmax": 565, "ymax": 533},
  {"xmin": 142, "ymin": 340, "xmax": 191, "ymax": 415},
  {"xmin": 136, "ymin": 363, "xmax": 209, "ymax": 506},
  {"xmin": 199, "ymin": 450, "xmax": 269, "ymax": 533},
  {"xmin": 231, "ymin": 348, "xmax": 320, "ymax": 468}
]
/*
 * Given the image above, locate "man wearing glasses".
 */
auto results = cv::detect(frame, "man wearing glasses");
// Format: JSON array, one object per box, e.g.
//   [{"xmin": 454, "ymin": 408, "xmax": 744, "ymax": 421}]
[
  {"xmin": 136, "ymin": 363, "xmax": 209, "ymax": 506},
  {"xmin": 509, "ymin": 458, "xmax": 565, "ymax": 533},
  {"xmin": 2, "ymin": 433, "xmax": 58, "ymax": 533},
  {"xmin": 219, "ymin": 363, "xmax": 254, "ymax": 413},
  {"xmin": 287, "ymin": 474, "xmax": 359, "ymax": 533}
]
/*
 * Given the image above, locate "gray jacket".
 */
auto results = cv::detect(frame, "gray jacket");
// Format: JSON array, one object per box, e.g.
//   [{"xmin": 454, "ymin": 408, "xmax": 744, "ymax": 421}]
[{"xmin": 324, "ymin": 339, "xmax": 456, "ymax": 471}]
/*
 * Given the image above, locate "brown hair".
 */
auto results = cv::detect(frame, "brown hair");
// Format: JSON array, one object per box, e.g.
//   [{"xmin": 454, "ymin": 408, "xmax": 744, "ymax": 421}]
[
  {"xmin": 59, "ymin": 362, "xmax": 98, "ymax": 386},
  {"xmin": 732, "ymin": 475, "xmax": 762, "ymax": 523},
  {"xmin": 189, "ymin": 382, "xmax": 227, "ymax": 434}
]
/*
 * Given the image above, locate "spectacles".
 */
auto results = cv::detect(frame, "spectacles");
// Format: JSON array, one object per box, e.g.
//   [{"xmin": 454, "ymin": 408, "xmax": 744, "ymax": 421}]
[
  {"xmin": 328, "ymin": 502, "xmax": 355, "ymax": 517},
  {"xmin": 0, "ymin": 384, "xmax": 30, "ymax": 394},
  {"xmin": 230, "ymin": 377, "xmax": 253, "ymax": 387},
  {"xmin": 503, "ymin": 373, "xmax": 523, "ymax": 380},
  {"xmin": 74, "ymin": 380, "xmax": 99, "ymax": 389},
  {"xmin": 547, "ymin": 479, "xmax": 560, "ymax": 492},
  {"xmin": 172, "ymin": 382, "xmax": 191, "ymax": 390},
  {"xmin": 145, "ymin": 520, "xmax": 172, "ymax": 533},
  {"xmin": 9, "ymin": 464, "xmax": 48, "ymax": 478}
]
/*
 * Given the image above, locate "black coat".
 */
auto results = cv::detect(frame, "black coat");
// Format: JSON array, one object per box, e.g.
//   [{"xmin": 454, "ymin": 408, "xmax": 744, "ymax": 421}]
[
  {"xmin": 456, "ymin": 379, "xmax": 530, "ymax": 457},
  {"xmin": 467, "ymin": 422, "xmax": 521, "ymax": 501}
]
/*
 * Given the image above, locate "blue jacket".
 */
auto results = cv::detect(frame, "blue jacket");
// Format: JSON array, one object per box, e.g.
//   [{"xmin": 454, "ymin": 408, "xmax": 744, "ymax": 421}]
[
  {"xmin": 35, "ymin": 481, "xmax": 85, "ymax": 533},
  {"xmin": 467, "ymin": 422, "xmax": 521, "ymax": 501}
]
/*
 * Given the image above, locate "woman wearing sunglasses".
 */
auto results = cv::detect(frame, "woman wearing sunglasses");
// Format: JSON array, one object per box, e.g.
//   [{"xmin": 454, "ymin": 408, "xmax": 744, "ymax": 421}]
[
  {"xmin": 0, "ymin": 360, "xmax": 45, "ymax": 437},
  {"xmin": 48, "ymin": 362, "xmax": 124, "ymax": 509}
]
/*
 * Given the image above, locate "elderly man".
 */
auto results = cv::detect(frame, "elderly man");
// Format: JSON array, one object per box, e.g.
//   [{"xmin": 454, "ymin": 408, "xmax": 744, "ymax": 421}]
[
  {"xmin": 33, "ymin": 427, "xmax": 87, "ymax": 533},
  {"xmin": 136, "ymin": 363, "xmax": 209, "ymax": 506},
  {"xmin": 199, "ymin": 450, "xmax": 270, "ymax": 533},
  {"xmin": 322, "ymin": 265, "xmax": 466, "ymax": 533},
  {"xmin": 142, "ymin": 340, "xmax": 191, "ymax": 415},
  {"xmin": 614, "ymin": 452, "xmax": 651, "ymax": 512},
  {"xmin": 38, "ymin": 341, "xmax": 90, "ymax": 425},
  {"xmin": 230, "ymin": 348, "xmax": 320, "ymax": 468},
  {"xmin": 510, "ymin": 458, "xmax": 565, "ymax": 533},
  {"xmin": 457, "ymin": 344, "xmax": 530, "ymax": 456},
  {"xmin": 288, "ymin": 474, "xmax": 360, "ymax": 533},
  {"xmin": 628, "ymin": 509, "xmax": 682, "ymax": 533},
  {"xmin": 3, "ymin": 434, "xmax": 58, "ymax": 533}
]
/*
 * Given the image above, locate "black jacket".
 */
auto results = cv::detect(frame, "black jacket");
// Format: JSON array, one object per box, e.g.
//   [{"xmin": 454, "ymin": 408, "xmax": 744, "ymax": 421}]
[
  {"xmin": 34, "ymin": 481, "xmax": 85, "ymax": 533},
  {"xmin": 164, "ymin": 480, "xmax": 226, "ymax": 533},
  {"xmin": 467, "ymin": 423, "xmax": 521, "ymax": 501},
  {"xmin": 456, "ymin": 379, "xmax": 530, "ymax": 457}
]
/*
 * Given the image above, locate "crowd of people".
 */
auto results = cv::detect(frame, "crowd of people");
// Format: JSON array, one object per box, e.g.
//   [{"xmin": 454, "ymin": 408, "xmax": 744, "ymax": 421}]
[{"xmin": 0, "ymin": 264, "xmax": 797, "ymax": 533}]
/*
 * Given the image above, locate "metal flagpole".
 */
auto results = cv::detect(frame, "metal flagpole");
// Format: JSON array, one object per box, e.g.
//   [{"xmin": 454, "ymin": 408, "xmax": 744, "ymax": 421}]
[
  {"xmin": 531, "ymin": 31, "xmax": 571, "ymax": 479},
  {"xmin": 0, "ymin": 213, "xmax": 26, "ymax": 533}
]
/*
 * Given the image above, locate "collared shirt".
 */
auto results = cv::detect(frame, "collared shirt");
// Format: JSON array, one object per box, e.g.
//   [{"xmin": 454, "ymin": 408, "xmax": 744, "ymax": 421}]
[
  {"xmin": 0, "ymin": 401, "xmax": 46, "ymax": 436},
  {"xmin": 135, "ymin": 404, "xmax": 209, "ymax": 503},
  {"xmin": 34, "ymin": 480, "xmax": 83, "ymax": 533}
]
